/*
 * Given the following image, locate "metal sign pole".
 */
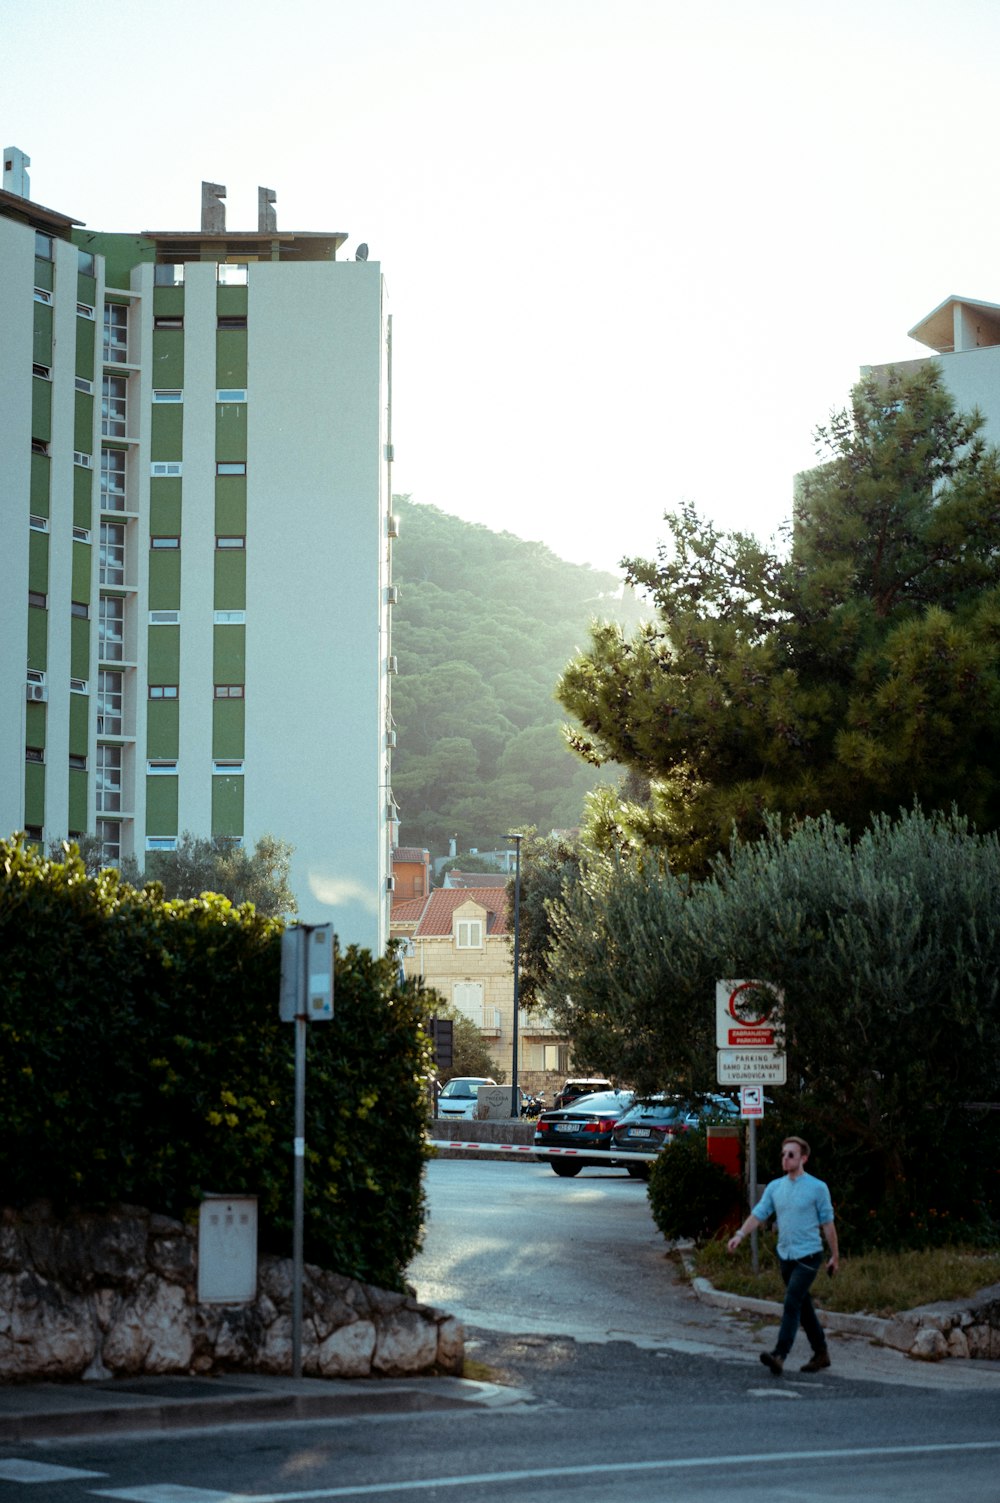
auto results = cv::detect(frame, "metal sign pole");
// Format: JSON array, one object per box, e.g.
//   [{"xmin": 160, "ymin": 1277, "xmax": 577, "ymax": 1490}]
[
  {"xmin": 748, "ymin": 1116, "xmax": 759, "ymax": 1275},
  {"xmin": 292, "ymin": 928, "xmax": 308, "ymax": 1381}
]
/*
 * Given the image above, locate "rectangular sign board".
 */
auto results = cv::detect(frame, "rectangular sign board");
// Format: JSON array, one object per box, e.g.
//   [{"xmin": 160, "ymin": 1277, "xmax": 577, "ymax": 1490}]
[
  {"xmin": 717, "ymin": 1049, "xmax": 787, "ymax": 1086},
  {"xmin": 716, "ymin": 979, "xmax": 784, "ymax": 1051},
  {"xmin": 740, "ymin": 1085, "xmax": 764, "ymax": 1119}
]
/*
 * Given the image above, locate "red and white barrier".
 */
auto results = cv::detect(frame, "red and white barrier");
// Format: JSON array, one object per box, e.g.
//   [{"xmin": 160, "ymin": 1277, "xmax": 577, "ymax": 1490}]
[{"xmin": 426, "ymin": 1138, "xmax": 658, "ymax": 1163}]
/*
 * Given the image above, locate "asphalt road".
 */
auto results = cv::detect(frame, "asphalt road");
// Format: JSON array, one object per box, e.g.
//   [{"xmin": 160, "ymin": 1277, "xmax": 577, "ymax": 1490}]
[{"xmin": 3, "ymin": 1159, "xmax": 999, "ymax": 1503}]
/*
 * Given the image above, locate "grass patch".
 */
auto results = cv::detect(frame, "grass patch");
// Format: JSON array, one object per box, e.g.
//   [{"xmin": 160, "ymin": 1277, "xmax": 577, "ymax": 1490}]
[{"xmin": 691, "ymin": 1236, "xmax": 1000, "ymax": 1317}]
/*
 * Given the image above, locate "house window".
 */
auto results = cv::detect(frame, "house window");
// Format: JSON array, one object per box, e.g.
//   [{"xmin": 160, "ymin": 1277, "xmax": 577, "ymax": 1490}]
[
  {"xmin": 35, "ymin": 232, "xmax": 53, "ymax": 260},
  {"xmin": 147, "ymin": 760, "xmax": 178, "ymax": 775},
  {"xmin": 149, "ymin": 684, "xmax": 178, "ymax": 699},
  {"xmin": 95, "ymin": 744, "xmax": 122, "ymax": 813},
  {"xmin": 146, "ymin": 836, "xmax": 178, "ymax": 851},
  {"xmin": 98, "ymin": 595, "xmax": 124, "ymax": 661},
  {"xmin": 215, "ymin": 535, "xmax": 245, "ymax": 549},
  {"xmin": 97, "ymin": 820, "xmax": 121, "ymax": 862},
  {"xmin": 76, "ymin": 301, "xmax": 95, "ymax": 320},
  {"xmin": 154, "ymin": 315, "xmax": 184, "ymax": 330},
  {"xmin": 74, "ymin": 451, "xmax": 94, "ymax": 468},
  {"xmin": 31, "ymin": 439, "xmax": 49, "ymax": 455},
  {"xmin": 69, "ymin": 754, "xmax": 87, "ymax": 772},
  {"xmin": 72, "ymin": 526, "xmax": 92, "ymax": 544},
  {"xmin": 101, "ymin": 448, "xmax": 127, "ymax": 510},
  {"xmin": 153, "ymin": 263, "xmax": 185, "ymax": 286},
  {"xmin": 216, "ymin": 461, "xmax": 246, "ymax": 476},
  {"xmin": 456, "ymin": 919, "xmax": 484, "ymax": 949},
  {"xmin": 101, "ymin": 374, "xmax": 127, "ymax": 438},
  {"xmin": 452, "ymin": 981, "xmax": 484, "ymax": 1022},
  {"xmin": 97, "ymin": 670, "xmax": 123, "ymax": 734},
  {"xmin": 75, "ymin": 376, "xmax": 94, "ymax": 394},
  {"xmin": 103, "ymin": 303, "xmax": 128, "ymax": 362},
  {"xmin": 217, "ymin": 314, "xmax": 248, "ymax": 329},
  {"xmin": 25, "ymin": 746, "xmax": 44, "ymax": 764},
  {"xmin": 150, "ymin": 462, "xmax": 182, "ymax": 477},
  {"xmin": 70, "ymin": 678, "xmax": 88, "ymax": 694},
  {"xmin": 78, "ymin": 249, "xmax": 96, "ymax": 276},
  {"xmin": 29, "ymin": 514, "xmax": 48, "ymax": 532},
  {"xmin": 152, "ymin": 389, "xmax": 183, "ymax": 403},
  {"xmin": 100, "ymin": 522, "xmax": 126, "ymax": 586},
  {"xmin": 214, "ymin": 610, "xmax": 245, "ymax": 625},
  {"xmin": 33, "ymin": 286, "xmax": 52, "ymax": 305},
  {"xmin": 33, "ymin": 363, "xmax": 52, "ymax": 380},
  {"xmin": 213, "ymin": 759, "xmax": 244, "ymax": 775},
  {"xmin": 214, "ymin": 684, "xmax": 245, "ymax": 698},
  {"xmin": 28, "ymin": 590, "xmax": 47, "ymax": 609},
  {"xmin": 70, "ymin": 600, "xmax": 90, "ymax": 620},
  {"xmin": 216, "ymin": 265, "xmax": 248, "ymax": 286},
  {"xmin": 216, "ymin": 389, "xmax": 247, "ymax": 402},
  {"xmin": 149, "ymin": 610, "xmax": 180, "ymax": 625},
  {"xmin": 150, "ymin": 536, "xmax": 180, "ymax": 549}
]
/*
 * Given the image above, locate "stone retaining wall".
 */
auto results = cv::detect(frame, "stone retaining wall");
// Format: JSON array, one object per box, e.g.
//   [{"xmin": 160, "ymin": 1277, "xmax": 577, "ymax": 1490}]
[{"xmin": 0, "ymin": 1204, "xmax": 462, "ymax": 1382}]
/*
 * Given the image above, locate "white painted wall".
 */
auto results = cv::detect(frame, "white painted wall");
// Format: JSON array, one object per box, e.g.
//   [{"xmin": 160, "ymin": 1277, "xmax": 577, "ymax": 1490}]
[{"xmin": 0, "ymin": 216, "xmax": 33, "ymax": 838}]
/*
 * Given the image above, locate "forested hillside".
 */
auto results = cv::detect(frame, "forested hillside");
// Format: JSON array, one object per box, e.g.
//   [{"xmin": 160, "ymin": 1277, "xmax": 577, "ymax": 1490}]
[{"xmin": 390, "ymin": 498, "xmax": 644, "ymax": 855}]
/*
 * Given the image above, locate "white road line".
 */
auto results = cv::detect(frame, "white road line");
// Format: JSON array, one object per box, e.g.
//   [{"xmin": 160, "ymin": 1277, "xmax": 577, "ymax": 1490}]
[
  {"xmin": 89, "ymin": 1441, "xmax": 1000, "ymax": 1502},
  {"xmin": 0, "ymin": 1459, "xmax": 106, "ymax": 1483}
]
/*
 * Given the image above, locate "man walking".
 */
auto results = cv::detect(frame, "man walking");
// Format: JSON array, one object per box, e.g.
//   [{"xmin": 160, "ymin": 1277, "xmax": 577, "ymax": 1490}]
[{"xmin": 727, "ymin": 1135, "xmax": 839, "ymax": 1374}]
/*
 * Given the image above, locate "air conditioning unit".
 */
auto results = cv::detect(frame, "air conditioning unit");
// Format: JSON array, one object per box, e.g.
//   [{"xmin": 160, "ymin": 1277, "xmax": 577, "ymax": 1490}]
[{"xmin": 26, "ymin": 683, "xmax": 48, "ymax": 703}]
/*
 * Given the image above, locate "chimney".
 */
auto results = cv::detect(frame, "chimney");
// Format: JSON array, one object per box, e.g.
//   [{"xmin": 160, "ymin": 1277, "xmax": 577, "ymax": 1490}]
[{"xmin": 3, "ymin": 147, "xmax": 30, "ymax": 199}]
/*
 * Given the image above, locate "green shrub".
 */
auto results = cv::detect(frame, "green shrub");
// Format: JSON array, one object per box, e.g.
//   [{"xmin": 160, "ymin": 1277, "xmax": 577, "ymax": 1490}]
[
  {"xmin": 0, "ymin": 836, "xmax": 431, "ymax": 1291},
  {"xmin": 647, "ymin": 1132, "xmax": 742, "ymax": 1243}
]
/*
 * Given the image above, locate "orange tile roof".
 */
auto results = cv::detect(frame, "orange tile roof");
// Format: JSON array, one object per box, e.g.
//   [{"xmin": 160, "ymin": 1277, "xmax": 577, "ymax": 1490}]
[
  {"xmin": 393, "ymin": 847, "xmax": 430, "ymax": 863},
  {"xmin": 389, "ymin": 897, "xmax": 428, "ymax": 925},
  {"xmin": 413, "ymin": 887, "xmax": 509, "ymax": 938}
]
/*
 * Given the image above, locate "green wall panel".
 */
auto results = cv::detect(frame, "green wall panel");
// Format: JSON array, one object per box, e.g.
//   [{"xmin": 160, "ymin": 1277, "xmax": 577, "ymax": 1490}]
[
  {"xmin": 70, "ymin": 616, "xmax": 89, "ymax": 681},
  {"xmin": 212, "ymin": 699, "xmax": 245, "ymax": 758},
  {"xmin": 149, "ymin": 479, "xmax": 182, "ymax": 534},
  {"xmin": 27, "ymin": 607, "xmax": 47, "ymax": 672},
  {"xmin": 214, "ymin": 477, "xmax": 247, "ymax": 534},
  {"xmin": 216, "ymin": 330, "xmax": 248, "ymax": 387},
  {"xmin": 69, "ymin": 693, "xmax": 89, "ymax": 756},
  {"xmin": 153, "ymin": 286, "xmax": 185, "ymax": 318},
  {"xmin": 214, "ymin": 550, "xmax": 245, "ymax": 610},
  {"xmin": 146, "ymin": 776, "xmax": 179, "ymax": 835},
  {"xmin": 147, "ymin": 699, "xmax": 179, "ymax": 758},
  {"xmin": 32, "ymin": 377, "xmax": 52, "ymax": 441},
  {"xmin": 211, "ymin": 775, "xmax": 244, "ymax": 838},
  {"xmin": 147, "ymin": 625, "xmax": 180, "ymax": 682},
  {"xmin": 28, "ymin": 531, "xmax": 49, "ymax": 595},
  {"xmin": 152, "ymin": 330, "xmax": 184, "ymax": 387},
  {"xmin": 77, "ymin": 271, "xmax": 97, "ymax": 307},
  {"xmin": 25, "ymin": 702, "xmax": 46, "ymax": 749},
  {"xmin": 151, "ymin": 403, "xmax": 183, "ymax": 460},
  {"xmin": 213, "ymin": 624, "xmax": 245, "ymax": 683},
  {"xmin": 34, "ymin": 257, "xmax": 54, "ymax": 293},
  {"xmin": 74, "ymin": 391, "xmax": 94, "ymax": 454},
  {"xmin": 74, "ymin": 466, "xmax": 93, "ymax": 530},
  {"xmin": 217, "ymin": 286, "xmax": 248, "ymax": 318},
  {"xmin": 33, "ymin": 303, "xmax": 53, "ymax": 364},
  {"xmin": 30, "ymin": 453, "xmax": 50, "ymax": 516},
  {"xmin": 24, "ymin": 763, "xmax": 45, "ymax": 828},
  {"xmin": 76, "ymin": 315, "xmax": 96, "ymax": 379},
  {"xmin": 71, "ymin": 541, "xmax": 91, "ymax": 602},
  {"xmin": 216, "ymin": 402, "xmax": 247, "ymax": 457},
  {"xmin": 68, "ymin": 769, "xmax": 88, "ymax": 830},
  {"xmin": 148, "ymin": 550, "xmax": 181, "ymax": 609},
  {"xmin": 71, "ymin": 230, "xmax": 155, "ymax": 291}
]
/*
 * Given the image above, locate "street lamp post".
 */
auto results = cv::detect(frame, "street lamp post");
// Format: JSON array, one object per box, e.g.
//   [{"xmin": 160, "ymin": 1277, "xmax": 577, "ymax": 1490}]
[{"xmin": 506, "ymin": 832, "xmax": 523, "ymax": 1118}]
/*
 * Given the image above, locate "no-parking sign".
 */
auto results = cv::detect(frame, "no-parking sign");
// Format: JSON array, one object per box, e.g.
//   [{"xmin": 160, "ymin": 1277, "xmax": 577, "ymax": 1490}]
[{"xmin": 715, "ymin": 978, "xmax": 783, "ymax": 1050}]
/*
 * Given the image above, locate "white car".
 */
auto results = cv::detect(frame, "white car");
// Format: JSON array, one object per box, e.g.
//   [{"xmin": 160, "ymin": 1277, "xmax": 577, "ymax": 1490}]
[{"xmin": 436, "ymin": 1077, "xmax": 496, "ymax": 1120}]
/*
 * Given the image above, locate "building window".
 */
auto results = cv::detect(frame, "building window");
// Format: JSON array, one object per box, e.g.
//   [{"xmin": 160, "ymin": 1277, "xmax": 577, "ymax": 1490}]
[
  {"xmin": 33, "ymin": 286, "xmax": 52, "ymax": 305},
  {"xmin": 217, "ymin": 316, "xmax": 248, "ymax": 331},
  {"xmin": 101, "ymin": 374, "xmax": 127, "ymax": 438},
  {"xmin": 456, "ymin": 919, "xmax": 484, "ymax": 949},
  {"xmin": 150, "ymin": 462, "xmax": 182, "ymax": 477},
  {"xmin": 35, "ymin": 231, "xmax": 53, "ymax": 260},
  {"xmin": 24, "ymin": 825, "xmax": 43, "ymax": 844},
  {"xmin": 103, "ymin": 303, "xmax": 128, "ymax": 362},
  {"xmin": 152, "ymin": 389, "xmax": 183, "ymax": 403},
  {"xmin": 25, "ymin": 746, "xmax": 44, "ymax": 764},
  {"xmin": 216, "ymin": 265, "xmax": 248, "ymax": 287},
  {"xmin": 100, "ymin": 522, "xmax": 126, "ymax": 586},
  {"xmin": 76, "ymin": 301, "xmax": 95, "ymax": 320},
  {"xmin": 150, "ymin": 610, "xmax": 180, "ymax": 625},
  {"xmin": 216, "ymin": 388, "xmax": 247, "ymax": 402},
  {"xmin": 74, "ymin": 451, "xmax": 94, "ymax": 468},
  {"xmin": 154, "ymin": 315, "xmax": 183, "ymax": 330},
  {"xmin": 78, "ymin": 249, "xmax": 96, "ymax": 276},
  {"xmin": 29, "ymin": 514, "xmax": 48, "ymax": 532},
  {"xmin": 69, "ymin": 754, "xmax": 87, "ymax": 772},
  {"xmin": 72, "ymin": 526, "xmax": 92, "ymax": 544},
  {"xmin": 95, "ymin": 744, "xmax": 122, "ymax": 813},
  {"xmin": 213, "ymin": 610, "xmax": 245, "ymax": 625},
  {"xmin": 213, "ymin": 760, "xmax": 244, "ymax": 775},
  {"xmin": 71, "ymin": 600, "xmax": 90, "ymax": 620},
  {"xmin": 98, "ymin": 595, "xmax": 125, "ymax": 662},
  {"xmin": 30, "ymin": 439, "xmax": 49, "ymax": 456},
  {"xmin": 75, "ymin": 377, "xmax": 94, "ymax": 395},
  {"xmin": 28, "ymin": 590, "xmax": 47, "ymax": 609},
  {"xmin": 70, "ymin": 677, "xmax": 88, "ymax": 694},
  {"xmin": 146, "ymin": 836, "xmax": 178, "ymax": 851},
  {"xmin": 32, "ymin": 363, "xmax": 52, "ymax": 380},
  {"xmin": 101, "ymin": 448, "xmax": 127, "ymax": 510},
  {"xmin": 97, "ymin": 670, "xmax": 123, "ymax": 735},
  {"xmin": 214, "ymin": 684, "xmax": 245, "ymax": 698},
  {"xmin": 215, "ymin": 535, "xmax": 245, "ymax": 549},
  {"xmin": 153, "ymin": 263, "xmax": 185, "ymax": 286},
  {"xmin": 147, "ymin": 760, "xmax": 178, "ymax": 775},
  {"xmin": 149, "ymin": 684, "xmax": 179, "ymax": 699},
  {"xmin": 150, "ymin": 536, "xmax": 180, "ymax": 549},
  {"xmin": 97, "ymin": 820, "xmax": 121, "ymax": 862},
  {"xmin": 216, "ymin": 461, "xmax": 246, "ymax": 476}
]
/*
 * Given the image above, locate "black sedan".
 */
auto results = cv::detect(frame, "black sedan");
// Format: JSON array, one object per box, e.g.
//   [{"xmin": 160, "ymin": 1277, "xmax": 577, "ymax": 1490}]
[
  {"xmin": 532, "ymin": 1090, "xmax": 635, "ymax": 1176},
  {"xmin": 610, "ymin": 1094, "xmax": 739, "ymax": 1177}
]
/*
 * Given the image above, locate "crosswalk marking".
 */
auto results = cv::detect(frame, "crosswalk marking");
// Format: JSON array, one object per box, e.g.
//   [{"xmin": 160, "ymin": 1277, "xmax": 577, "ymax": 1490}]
[{"xmin": 0, "ymin": 1459, "xmax": 106, "ymax": 1483}]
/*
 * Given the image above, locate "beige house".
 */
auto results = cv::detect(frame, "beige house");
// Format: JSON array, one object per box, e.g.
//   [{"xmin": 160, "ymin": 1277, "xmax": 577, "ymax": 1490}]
[{"xmin": 391, "ymin": 886, "xmax": 569, "ymax": 1091}]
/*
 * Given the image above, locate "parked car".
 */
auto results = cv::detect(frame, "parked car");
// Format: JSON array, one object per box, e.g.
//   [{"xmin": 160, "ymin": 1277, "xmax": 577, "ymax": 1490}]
[
  {"xmin": 552, "ymin": 1076, "xmax": 615, "ymax": 1110},
  {"xmin": 533, "ymin": 1089, "xmax": 635, "ymax": 1175},
  {"xmin": 435, "ymin": 1076, "xmax": 496, "ymax": 1120},
  {"xmin": 610, "ymin": 1094, "xmax": 740, "ymax": 1177}
]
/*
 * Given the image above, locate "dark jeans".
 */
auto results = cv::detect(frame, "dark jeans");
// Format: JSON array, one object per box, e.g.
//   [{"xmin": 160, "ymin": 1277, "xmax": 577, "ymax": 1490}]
[{"xmin": 774, "ymin": 1251, "xmax": 826, "ymax": 1358}]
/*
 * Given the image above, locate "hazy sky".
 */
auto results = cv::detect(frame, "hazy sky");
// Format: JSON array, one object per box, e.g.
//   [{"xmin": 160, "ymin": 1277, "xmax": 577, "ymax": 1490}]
[{"xmin": 7, "ymin": 0, "xmax": 1000, "ymax": 573}]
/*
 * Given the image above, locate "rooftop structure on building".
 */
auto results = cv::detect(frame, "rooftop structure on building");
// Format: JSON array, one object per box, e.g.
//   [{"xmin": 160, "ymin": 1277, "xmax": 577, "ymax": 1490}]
[{"xmin": 0, "ymin": 149, "xmax": 396, "ymax": 948}]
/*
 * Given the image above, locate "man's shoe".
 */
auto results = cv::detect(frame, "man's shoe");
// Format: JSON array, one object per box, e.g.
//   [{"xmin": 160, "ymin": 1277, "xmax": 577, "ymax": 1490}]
[
  {"xmin": 759, "ymin": 1351, "xmax": 784, "ymax": 1375},
  {"xmin": 800, "ymin": 1350, "xmax": 831, "ymax": 1373}
]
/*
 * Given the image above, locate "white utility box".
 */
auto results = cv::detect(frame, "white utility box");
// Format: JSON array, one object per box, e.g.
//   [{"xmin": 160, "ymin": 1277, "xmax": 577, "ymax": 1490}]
[{"xmin": 197, "ymin": 1195, "xmax": 258, "ymax": 1303}]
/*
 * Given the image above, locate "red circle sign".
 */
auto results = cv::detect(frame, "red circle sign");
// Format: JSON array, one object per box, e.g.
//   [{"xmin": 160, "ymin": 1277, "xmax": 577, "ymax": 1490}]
[{"xmin": 727, "ymin": 981, "xmax": 774, "ymax": 1028}]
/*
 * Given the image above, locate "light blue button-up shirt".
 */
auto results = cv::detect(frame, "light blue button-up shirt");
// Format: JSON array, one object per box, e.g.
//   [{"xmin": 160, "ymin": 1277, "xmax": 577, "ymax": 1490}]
[{"xmin": 752, "ymin": 1171, "xmax": 834, "ymax": 1258}]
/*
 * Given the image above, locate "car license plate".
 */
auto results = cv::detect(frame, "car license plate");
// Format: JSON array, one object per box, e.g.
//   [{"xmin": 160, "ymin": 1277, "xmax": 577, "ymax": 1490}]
[
  {"xmin": 627, "ymin": 1128, "xmax": 651, "ymax": 1137},
  {"xmin": 555, "ymin": 1123, "xmax": 578, "ymax": 1133}
]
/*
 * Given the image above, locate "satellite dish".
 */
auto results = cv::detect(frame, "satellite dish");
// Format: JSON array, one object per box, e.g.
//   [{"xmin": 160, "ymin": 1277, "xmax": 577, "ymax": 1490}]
[{"xmin": 355, "ymin": 243, "xmax": 369, "ymax": 262}]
